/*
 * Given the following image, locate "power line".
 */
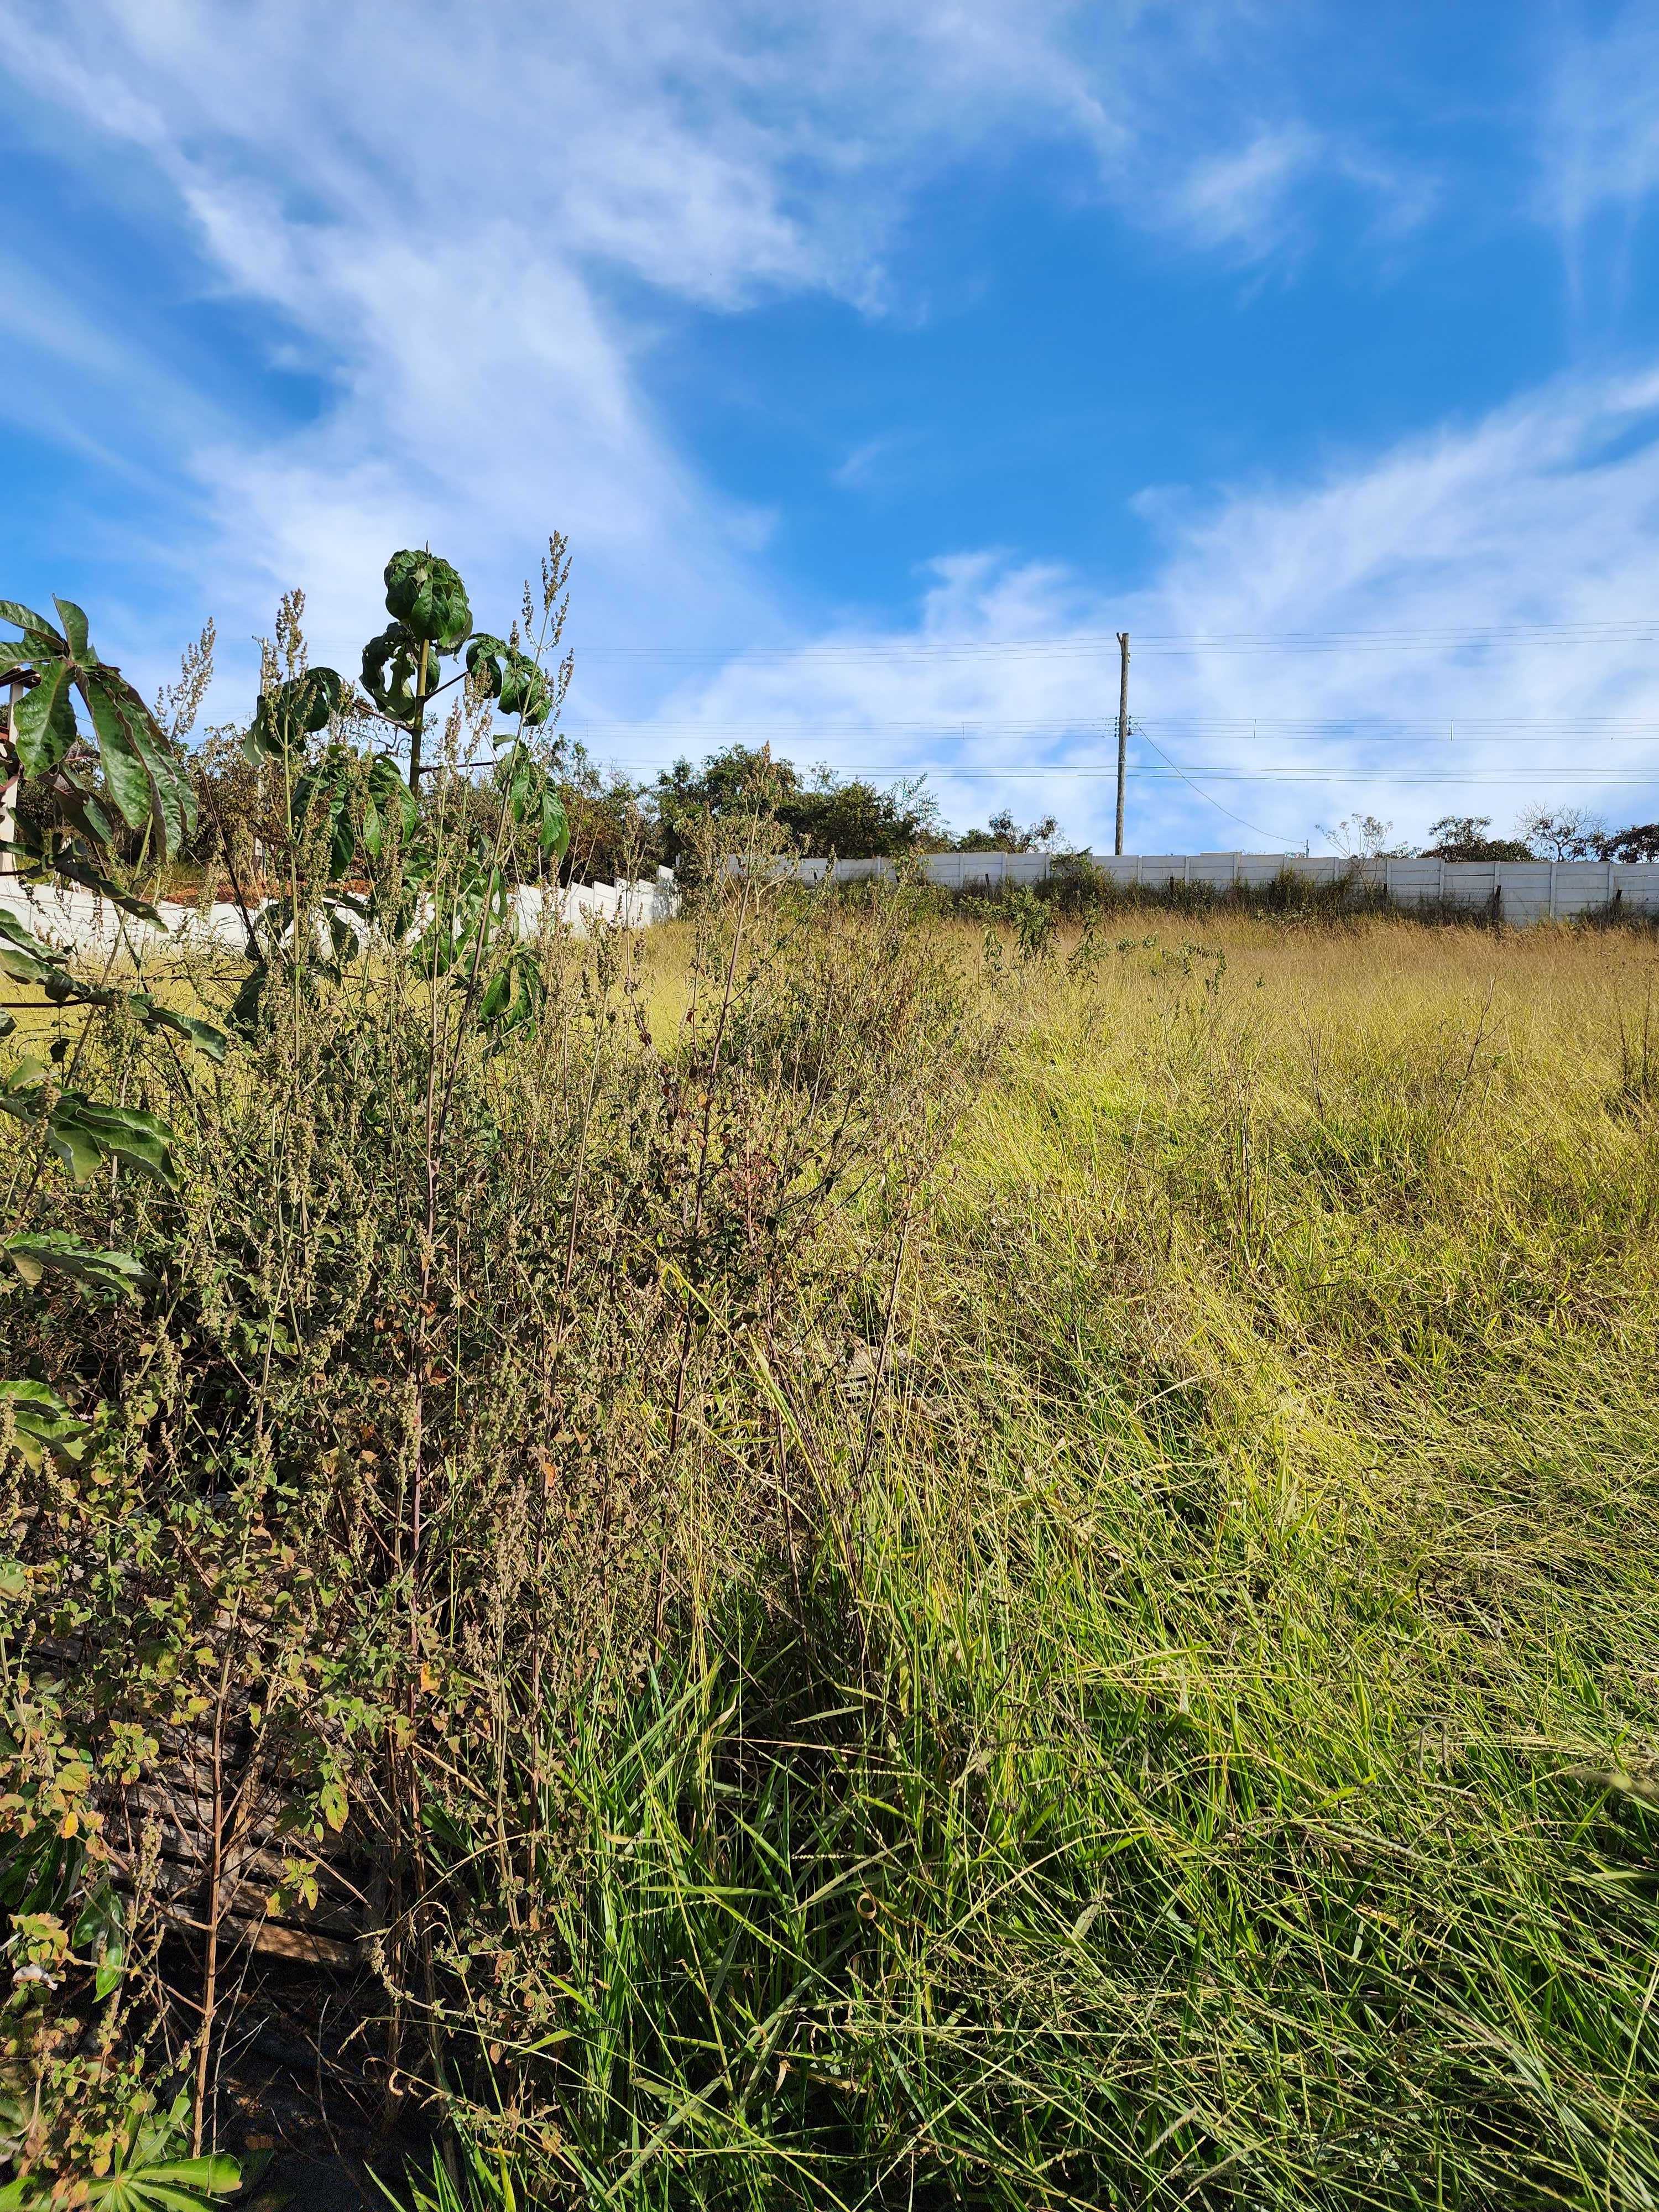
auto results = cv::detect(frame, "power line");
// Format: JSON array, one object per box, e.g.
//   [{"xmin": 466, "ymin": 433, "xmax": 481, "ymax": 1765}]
[
  {"xmin": 599, "ymin": 761, "xmax": 1659, "ymax": 785},
  {"xmin": 1129, "ymin": 718, "xmax": 1659, "ymax": 736},
  {"xmin": 1121, "ymin": 719, "xmax": 1296, "ymax": 844},
  {"xmin": 571, "ymin": 617, "xmax": 1659, "ymax": 664},
  {"xmin": 566, "ymin": 717, "xmax": 1659, "ymax": 743}
]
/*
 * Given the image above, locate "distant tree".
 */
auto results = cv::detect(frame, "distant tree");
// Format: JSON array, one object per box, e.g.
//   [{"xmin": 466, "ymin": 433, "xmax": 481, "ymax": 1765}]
[
  {"xmin": 1517, "ymin": 805, "xmax": 1605, "ymax": 860},
  {"xmin": 798, "ymin": 771, "xmax": 944, "ymax": 858},
  {"xmin": 552, "ymin": 739, "xmax": 655, "ymax": 882},
  {"xmin": 953, "ymin": 807, "xmax": 1061, "ymax": 854},
  {"xmin": 651, "ymin": 744, "xmax": 941, "ymax": 867},
  {"xmin": 1597, "ymin": 821, "xmax": 1659, "ymax": 863},
  {"xmin": 1420, "ymin": 815, "xmax": 1535, "ymax": 863}
]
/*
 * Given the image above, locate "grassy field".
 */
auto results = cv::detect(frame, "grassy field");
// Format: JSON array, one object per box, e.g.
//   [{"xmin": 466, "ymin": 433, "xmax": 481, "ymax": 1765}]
[
  {"xmin": 4, "ymin": 898, "xmax": 1657, "ymax": 2209},
  {"xmin": 558, "ymin": 909, "xmax": 1659, "ymax": 2208}
]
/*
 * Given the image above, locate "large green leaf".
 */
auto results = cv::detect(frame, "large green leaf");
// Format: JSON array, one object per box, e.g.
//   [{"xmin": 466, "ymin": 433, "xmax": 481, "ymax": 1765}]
[
  {"xmin": 85, "ymin": 667, "xmax": 196, "ymax": 852},
  {"xmin": 77, "ymin": 666, "xmax": 158, "ymax": 832},
  {"xmin": 361, "ymin": 752, "xmax": 418, "ymax": 858},
  {"xmin": 464, "ymin": 632, "xmax": 508, "ymax": 695},
  {"xmin": 247, "ymin": 666, "xmax": 344, "ymax": 759},
  {"xmin": 51, "ymin": 597, "xmax": 91, "ymax": 658},
  {"xmin": 94, "ymin": 2157, "xmax": 243, "ymax": 2210},
  {"xmin": 44, "ymin": 851, "xmax": 169, "ymax": 926},
  {"xmin": 53, "ymin": 774, "xmax": 121, "ymax": 855},
  {"xmin": 0, "ymin": 1377, "xmax": 89, "ymax": 1469},
  {"xmin": 480, "ymin": 945, "xmax": 545, "ymax": 1037},
  {"xmin": 360, "ymin": 624, "xmax": 422, "ymax": 719},
  {"xmin": 73, "ymin": 1883, "xmax": 127, "ymax": 1999},
  {"xmin": 0, "ymin": 599, "xmax": 63, "ymax": 646},
  {"xmin": 11, "ymin": 659, "xmax": 76, "ymax": 775},
  {"xmin": 0, "ymin": 1068, "xmax": 180, "ymax": 1189},
  {"xmin": 118, "ymin": 689, "xmax": 197, "ymax": 852},
  {"xmin": 293, "ymin": 749, "xmax": 358, "ymax": 877},
  {"xmin": 497, "ymin": 649, "xmax": 551, "ymax": 726},
  {"xmin": 4, "ymin": 1230, "xmax": 153, "ymax": 1297},
  {"xmin": 127, "ymin": 997, "xmax": 228, "ymax": 1062},
  {"xmin": 502, "ymin": 755, "xmax": 570, "ymax": 858},
  {"xmin": 0, "ymin": 909, "xmax": 71, "ymax": 990},
  {"xmin": 54, "ymin": 1096, "xmax": 179, "ymax": 1187},
  {"xmin": 0, "ymin": 2088, "xmax": 243, "ymax": 2212}
]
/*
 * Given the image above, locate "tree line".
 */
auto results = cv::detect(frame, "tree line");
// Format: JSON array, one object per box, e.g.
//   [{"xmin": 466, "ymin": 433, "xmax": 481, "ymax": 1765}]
[
  {"xmin": 1329, "ymin": 806, "xmax": 1659, "ymax": 864},
  {"xmin": 23, "ymin": 701, "xmax": 1657, "ymax": 889},
  {"xmin": 152, "ymin": 737, "xmax": 1058, "ymax": 889}
]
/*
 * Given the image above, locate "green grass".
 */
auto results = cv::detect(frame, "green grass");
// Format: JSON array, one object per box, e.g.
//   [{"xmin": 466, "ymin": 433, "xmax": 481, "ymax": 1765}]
[
  {"xmin": 6, "ymin": 896, "xmax": 1656, "ymax": 2209},
  {"xmin": 402, "ymin": 914, "xmax": 1659, "ymax": 2208}
]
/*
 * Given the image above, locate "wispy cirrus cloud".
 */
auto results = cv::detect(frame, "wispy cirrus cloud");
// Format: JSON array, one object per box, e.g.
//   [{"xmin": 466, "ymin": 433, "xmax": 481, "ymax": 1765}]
[
  {"xmin": 1538, "ymin": 1, "xmax": 1659, "ymax": 237},
  {"xmin": 0, "ymin": 0, "xmax": 1428, "ymax": 684},
  {"xmin": 598, "ymin": 370, "xmax": 1659, "ymax": 851},
  {"xmin": 1166, "ymin": 124, "xmax": 1327, "ymax": 257}
]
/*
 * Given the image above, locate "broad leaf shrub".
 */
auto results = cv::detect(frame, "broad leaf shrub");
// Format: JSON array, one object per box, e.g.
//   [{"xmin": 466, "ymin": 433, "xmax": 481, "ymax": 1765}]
[{"xmin": 0, "ymin": 568, "xmax": 978, "ymax": 2194}]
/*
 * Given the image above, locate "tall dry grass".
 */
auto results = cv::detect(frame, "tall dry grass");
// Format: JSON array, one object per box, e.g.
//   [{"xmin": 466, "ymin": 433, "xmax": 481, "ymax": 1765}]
[
  {"xmin": 399, "ymin": 909, "xmax": 1659, "ymax": 2209},
  {"xmin": 4, "ymin": 892, "xmax": 1656, "ymax": 2209}
]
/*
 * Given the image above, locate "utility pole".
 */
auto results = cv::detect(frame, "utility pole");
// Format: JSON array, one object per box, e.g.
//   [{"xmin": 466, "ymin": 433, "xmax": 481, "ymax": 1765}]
[{"xmin": 1114, "ymin": 631, "xmax": 1130, "ymax": 857}]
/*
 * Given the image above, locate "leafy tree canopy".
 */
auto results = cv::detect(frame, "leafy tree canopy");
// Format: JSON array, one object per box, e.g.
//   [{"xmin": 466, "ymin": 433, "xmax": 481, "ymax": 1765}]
[
  {"xmin": 651, "ymin": 746, "xmax": 941, "ymax": 866},
  {"xmin": 952, "ymin": 807, "xmax": 1061, "ymax": 854},
  {"xmin": 1420, "ymin": 815, "xmax": 1536, "ymax": 863}
]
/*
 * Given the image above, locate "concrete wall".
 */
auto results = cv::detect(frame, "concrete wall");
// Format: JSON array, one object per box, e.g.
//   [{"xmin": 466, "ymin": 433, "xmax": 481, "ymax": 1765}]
[
  {"xmin": 0, "ymin": 869, "xmax": 681, "ymax": 959},
  {"xmin": 747, "ymin": 850, "xmax": 1659, "ymax": 924},
  {"xmin": 10, "ymin": 850, "xmax": 1654, "ymax": 961}
]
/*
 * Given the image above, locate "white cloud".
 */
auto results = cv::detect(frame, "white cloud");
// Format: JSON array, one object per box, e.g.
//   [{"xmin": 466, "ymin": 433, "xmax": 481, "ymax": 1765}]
[
  {"xmin": 601, "ymin": 371, "xmax": 1659, "ymax": 851},
  {"xmin": 1540, "ymin": 1, "xmax": 1659, "ymax": 240},
  {"xmin": 832, "ymin": 431, "xmax": 920, "ymax": 493},
  {"xmin": 0, "ymin": 0, "xmax": 1427, "ymax": 684},
  {"xmin": 1165, "ymin": 124, "xmax": 1326, "ymax": 256}
]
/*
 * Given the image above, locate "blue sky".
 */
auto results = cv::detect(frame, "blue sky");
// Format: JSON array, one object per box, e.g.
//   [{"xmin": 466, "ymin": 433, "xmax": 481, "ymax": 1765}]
[{"xmin": 8, "ymin": 0, "xmax": 1659, "ymax": 851}]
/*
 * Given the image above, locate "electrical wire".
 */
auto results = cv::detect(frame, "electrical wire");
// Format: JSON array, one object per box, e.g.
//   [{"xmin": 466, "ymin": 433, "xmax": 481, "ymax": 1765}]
[
  {"xmin": 571, "ymin": 617, "xmax": 1659, "ymax": 664},
  {"xmin": 598, "ymin": 761, "xmax": 1659, "ymax": 785},
  {"xmin": 565, "ymin": 717, "xmax": 1659, "ymax": 744},
  {"xmin": 1114, "ymin": 723, "xmax": 1298, "ymax": 843}
]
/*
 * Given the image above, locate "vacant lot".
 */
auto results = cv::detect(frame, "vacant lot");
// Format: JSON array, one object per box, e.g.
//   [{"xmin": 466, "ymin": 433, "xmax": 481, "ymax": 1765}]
[{"xmin": 4, "ymin": 899, "xmax": 1657, "ymax": 2210}]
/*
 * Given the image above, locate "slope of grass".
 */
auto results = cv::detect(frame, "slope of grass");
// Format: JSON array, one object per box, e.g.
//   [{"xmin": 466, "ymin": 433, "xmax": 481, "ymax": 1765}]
[
  {"xmin": 430, "ymin": 915, "xmax": 1658, "ymax": 2208},
  {"xmin": 4, "ymin": 899, "xmax": 1655, "ymax": 2209}
]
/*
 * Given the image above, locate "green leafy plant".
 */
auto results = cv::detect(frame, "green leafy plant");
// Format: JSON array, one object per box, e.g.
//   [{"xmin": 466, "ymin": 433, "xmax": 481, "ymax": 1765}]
[
  {"xmin": 244, "ymin": 664, "xmax": 342, "ymax": 765},
  {"xmin": 361, "ymin": 549, "xmax": 472, "ymax": 787},
  {"xmin": 0, "ymin": 1060, "xmax": 179, "ymax": 1190},
  {"xmin": 0, "ymin": 2088, "xmax": 241, "ymax": 2212},
  {"xmin": 0, "ymin": 598, "xmax": 196, "ymax": 860},
  {"xmin": 0, "ymin": 593, "xmax": 221, "ymax": 1342},
  {"xmin": 0, "ymin": 1379, "xmax": 88, "ymax": 1468},
  {"xmin": 228, "ymin": 544, "xmax": 571, "ymax": 1041},
  {"xmin": 1, "ymin": 1231, "xmax": 153, "ymax": 1297}
]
